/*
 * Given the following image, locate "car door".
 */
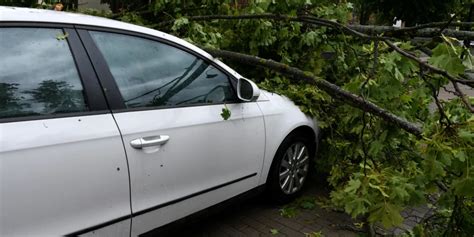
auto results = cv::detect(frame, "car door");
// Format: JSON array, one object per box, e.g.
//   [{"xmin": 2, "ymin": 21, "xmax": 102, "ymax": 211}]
[
  {"xmin": 0, "ymin": 26, "xmax": 131, "ymax": 236},
  {"xmin": 78, "ymin": 29, "xmax": 265, "ymax": 235}
]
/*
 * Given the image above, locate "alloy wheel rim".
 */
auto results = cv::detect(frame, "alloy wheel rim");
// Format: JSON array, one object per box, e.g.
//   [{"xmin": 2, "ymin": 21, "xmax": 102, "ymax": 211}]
[{"xmin": 278, "ymin": 142, "xmax": 309, "ymax": 194}]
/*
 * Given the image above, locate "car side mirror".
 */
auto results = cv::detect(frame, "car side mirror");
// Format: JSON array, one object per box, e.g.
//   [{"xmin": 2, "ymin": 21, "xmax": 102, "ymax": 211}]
[{"xmin": 237, "ymin": 78, "xmax": 260, "ymax": 102}]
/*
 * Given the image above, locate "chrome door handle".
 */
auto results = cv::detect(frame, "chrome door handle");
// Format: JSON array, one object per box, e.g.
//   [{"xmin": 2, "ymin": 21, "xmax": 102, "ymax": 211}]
[{"xmin": 130, "ymin": 135, "xmax": 170, "ymax": 149}]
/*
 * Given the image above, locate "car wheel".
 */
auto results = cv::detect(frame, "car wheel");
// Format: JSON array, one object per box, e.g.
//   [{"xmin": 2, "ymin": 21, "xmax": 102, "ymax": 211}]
[{"xmin": 267, "ymin": 132, "xmax": 314, "ymax": 203}]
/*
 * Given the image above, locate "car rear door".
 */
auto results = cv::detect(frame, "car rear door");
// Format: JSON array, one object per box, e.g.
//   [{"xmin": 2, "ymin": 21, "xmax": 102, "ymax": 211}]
[
  {"xmin": 77, "ymin": 29, "xmax": 265, "ymax": 235},
  {"xmin": 0, "ymin": 25, "xmax": 131, "ymax": 236}
]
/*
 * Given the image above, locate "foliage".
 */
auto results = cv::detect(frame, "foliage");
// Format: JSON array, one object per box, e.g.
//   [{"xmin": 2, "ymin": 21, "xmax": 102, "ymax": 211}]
[
  {"xmin": 279, "ymin": 205, "xmax": 299, "ymax": 218},
  {"xmin": 304, "ymin": 231, "xmax": 324, "ymax": 237},
  {"xmin": 279, "ymin": 195, "xmax": 322, "ymax": 218},
  {"xmin": 269, "ymin": 228, "xmax": 280, "ymax": 235},
  {"xmin": 146, "ymin": 1, "xmax": 473, "ymax": 234},
  {"xmin": 220, "ymin": 104, "xmax": 231, "ymax": 120}
]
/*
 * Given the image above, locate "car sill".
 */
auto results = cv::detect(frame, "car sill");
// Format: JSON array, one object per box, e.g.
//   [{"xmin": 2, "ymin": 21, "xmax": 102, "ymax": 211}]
[{"xmin": 67, "ymin": 172, "xmax": 257, "ymax": 236}]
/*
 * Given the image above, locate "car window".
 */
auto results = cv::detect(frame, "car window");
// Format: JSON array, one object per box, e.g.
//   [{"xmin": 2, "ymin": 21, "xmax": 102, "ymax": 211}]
[
  {"xmin": 0, "ymin": 28, "xmax": 88, "ymax": 119},
  {"xmin": 89, "ymin": 31, "xmax": 236, "ymax": 109}
]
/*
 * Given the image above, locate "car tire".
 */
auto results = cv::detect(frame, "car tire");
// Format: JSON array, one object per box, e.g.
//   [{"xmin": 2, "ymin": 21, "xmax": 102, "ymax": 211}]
[{"xmin": 267, "ymin": 132, "xmax": 315, "ymax": 204}]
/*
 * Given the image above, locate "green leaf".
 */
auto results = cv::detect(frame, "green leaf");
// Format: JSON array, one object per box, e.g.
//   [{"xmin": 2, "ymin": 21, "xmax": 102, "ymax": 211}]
[
  {"xmin": 458, "ymin": 129, "xmax": 474, "ymax": 141},
  {"xmin": 56, "ymin": 32, "xmax": 69, "ymax": 40},
  {"xmin": 220, "ymin": 105, "xmax": 231, "ymax": 120},
  {"xmin": 368, "ymin": 183, "xmax": 390, "ymax": 198},
  {"xmin": 344, "ymin": 197, "xmax": 370, "ymax": 217},
  {"xmin": 453, "ymin": 151, "xmax": 466, "ymax": 162},
  {"xmin": 343, "ymin": 179, "xmax": 361, "ymax": 194},
  {"xmin": 300, "ymin": 201, "xmax": 316, "ymax": 209},
  {"xmin": 424, "ymin": 158, "xmax": 446, "ymax": 179},
  {"xmin": 171, "ymin": 17, "xmax": 189, "ymax": 31},
  {"xmin": 428, "ymin": 43, "xmax": 466, "ymax": 76},
  {"xmin": 270, "ymin": 228, "xmax": 279, "ymax": 235},
  {"xmin": 304, "ymin": 231, "xmax": 324, "ymax": 237},
  {"xmin": 368, "ymin": 203, "xmax": 404, "ymax": 228},
  {"xmin": 453, "ymin": 177, "xmax": 474, "ymax": 196},
  {"xmin": 279, "ymin": 206, "xmax": 298, "ymax": 218}
]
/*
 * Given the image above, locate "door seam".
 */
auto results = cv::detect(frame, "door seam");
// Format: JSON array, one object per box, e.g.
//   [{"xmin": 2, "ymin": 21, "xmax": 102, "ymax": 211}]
[{"xmin": 73, "ymin": 25, "xmax": 133, "ymax": 237}]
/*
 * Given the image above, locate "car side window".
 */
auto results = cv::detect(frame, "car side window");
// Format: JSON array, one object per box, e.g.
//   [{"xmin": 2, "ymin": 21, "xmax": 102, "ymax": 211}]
[
  {"xmin": 89, "ymin": 31, "xmax": 237, "ymax": 109},
  {"xmin": 0, "ymin": 28, "xmax": 88, "ymax": 119}
]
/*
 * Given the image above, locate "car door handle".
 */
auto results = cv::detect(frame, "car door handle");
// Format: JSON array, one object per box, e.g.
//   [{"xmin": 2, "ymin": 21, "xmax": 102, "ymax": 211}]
[{"xmin": 130, "ymin": 135, "xmax": 170, "ymax": 149}]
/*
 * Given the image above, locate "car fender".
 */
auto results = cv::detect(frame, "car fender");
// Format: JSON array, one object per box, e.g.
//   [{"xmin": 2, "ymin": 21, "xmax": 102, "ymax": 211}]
[{"xmin": 256, "ymin": 90, "xmax": 319, "ymax": 186}]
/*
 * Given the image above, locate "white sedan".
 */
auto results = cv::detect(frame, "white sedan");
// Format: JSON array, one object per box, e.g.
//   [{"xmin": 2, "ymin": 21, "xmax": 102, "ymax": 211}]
[{"xmin": 0, "ymin": 6, "xmax": 318, "ymax": 236}]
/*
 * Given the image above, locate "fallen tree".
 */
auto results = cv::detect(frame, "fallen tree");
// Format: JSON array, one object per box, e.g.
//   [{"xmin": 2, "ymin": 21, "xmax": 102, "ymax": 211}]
[
  {"xmin": 156, "ymin": 14, "xmax": 474, "ymax": 41},
  {"xmin": 83, "ymin": 1, "xmax": 474, "ymax": 235}
]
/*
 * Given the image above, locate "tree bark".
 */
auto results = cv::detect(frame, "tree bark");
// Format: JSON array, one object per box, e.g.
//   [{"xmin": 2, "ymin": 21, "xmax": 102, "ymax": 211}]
[
  {"xmin": 156, "ymin": 14, "xmax": 474, "ymax": 40},
  {"xmin": 349, "ymin": 25, "xmax": 474, "ymax": 40},
  {"xmin": 205, "ymin": 48, "xmax": 423, "ymax": 136}
]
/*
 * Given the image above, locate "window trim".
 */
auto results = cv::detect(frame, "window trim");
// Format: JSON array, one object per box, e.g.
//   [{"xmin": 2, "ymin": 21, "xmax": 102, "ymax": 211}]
[
  {"xmin": 75, "ymin": 25, "xmax": 242, "ymax": 113},
  {"xmin": 65, "ymin": 28, "xmax": 108, "ymax": 111},
  {"xmin": 0, "ymin": 23, "xmax": 109, "ymax": 124}
]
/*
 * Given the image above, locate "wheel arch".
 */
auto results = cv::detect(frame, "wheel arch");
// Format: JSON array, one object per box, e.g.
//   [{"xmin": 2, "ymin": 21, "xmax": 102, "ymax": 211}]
[{"xmin": 264, "ymin": 125, "xmax": 317, "ymax": 184}]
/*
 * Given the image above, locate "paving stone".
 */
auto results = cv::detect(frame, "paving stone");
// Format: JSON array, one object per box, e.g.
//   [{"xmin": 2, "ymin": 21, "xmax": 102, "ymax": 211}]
[
  {"xmin": 154, "ymin": 184, "xmax": 358, "ymax": 237},
  {"xmin": 401, "ymin": 211, "xmax": 411, "ymax": 218},
  {"xmin": 239, "ymin": 217, "xmax": 272, "ymax": 235},
  {"xmin": 320, "ymin": 227, "xmax": 340, "ymax": 237},
  {"xmin": 337, "ymin": 230, "xmax": 358, "ymax": 237},
  {"xmin": 218, "ymin": 225, "xmax": 247, "ymax": 237},
  {"xmin": 236, "ymin": 225, "xmax": 260, "ymax": 237},
  {"xmin": 253, "ymin": 214, "xmax": 304, "ymax": 236},
  {"xmin": 262, "ymin": 212, "xmax": 306, "ymax": 231}
]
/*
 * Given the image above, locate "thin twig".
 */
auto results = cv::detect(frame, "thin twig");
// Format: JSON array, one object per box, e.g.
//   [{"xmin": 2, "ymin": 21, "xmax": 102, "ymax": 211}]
[
  {"xmin": 383, "ymin": 39, "xmax": 473, "ymax": 89},
  {"xmin": 395, "ymin": 21, "xmax": 474, "ymax": 33},
  {"xmin": 437, "ymin": 13, "xmax": 458, "ymax": 35},
  {"xmin": 452, "ymin": 81, "xmax": 474, "ymax": 112},
  {"xmin": 421, "ymin": 73, "xmax": 452, "ymax": 126}
]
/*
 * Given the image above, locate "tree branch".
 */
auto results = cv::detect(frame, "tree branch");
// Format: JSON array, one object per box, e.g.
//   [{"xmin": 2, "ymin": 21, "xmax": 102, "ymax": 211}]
[
  {"xmin": 205, "ymin": 48, "xmax": 423, "ymax": 136},
  {"xmin": 349, "ymin": 25, "xmax": 474, "ymax": 40},
  {"xmin": 156, "ymin": 14, "xmax": 474, "ymax": 40},
  {"xmin": 452, "ymin": 81, "xmax": 474, "ymax": 113},
  {"xmin": 164, "ymin": 13, "xmax": 472, "ymax": 113},
  {"xmin": 382, "ymin": 39, "xmax": 474, "ymax": 88},
  {"xmin": 393, "ymin": 21, "xmax": 474, "ymax": 32},
  {"xmin": 421, "ymin": 74, "xmax": 452, "ymax": 126},
  {"xmin": 158, "ymin": 13, "xmax": 473, "ymax": 88}
]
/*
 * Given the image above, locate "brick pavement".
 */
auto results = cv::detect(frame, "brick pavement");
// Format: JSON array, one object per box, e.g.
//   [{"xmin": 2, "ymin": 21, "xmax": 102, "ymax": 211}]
[{"xmin": 152, "ymin": 179, "xmax": 359, "ymax": 237}]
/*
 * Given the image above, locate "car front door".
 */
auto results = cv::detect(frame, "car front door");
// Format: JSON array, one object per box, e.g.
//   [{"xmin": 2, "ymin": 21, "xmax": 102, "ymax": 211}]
[
  {"xmin": 79, "ymin": 29, "xmax": 265, "ymax": 235},
  {"xmin": 0, "ymin": 26, "xmax": 131, "ymax": 236}
]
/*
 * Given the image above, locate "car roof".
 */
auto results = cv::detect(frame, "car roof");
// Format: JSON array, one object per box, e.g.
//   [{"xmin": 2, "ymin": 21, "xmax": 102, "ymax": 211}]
[
  {"xmin": 0, "ymin": 6, "xmax": 244, "ymax": 79},
  {"xmin": 1, "ymin": 6, "xmax": 128, "ymax": 28},
  {"xmin": 0, "ymin": 6, "xmax": 203, "ymax": 52}
]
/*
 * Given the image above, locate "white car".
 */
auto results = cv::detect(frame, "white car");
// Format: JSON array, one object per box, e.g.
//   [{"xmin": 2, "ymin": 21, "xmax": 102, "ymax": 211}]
[{"xmin": 0, "ymin": 7, "xmax": 318, "ymax": 236}]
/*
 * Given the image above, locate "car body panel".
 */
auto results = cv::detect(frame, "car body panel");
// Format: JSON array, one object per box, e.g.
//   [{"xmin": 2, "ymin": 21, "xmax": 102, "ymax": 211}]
[
  {"xmin": 256, "ymin": 90, "xmax": 319, "ymax": 186},
  {"xmin": 112, "ymin": 103, "xmax": 265, "ymax": 235},
  {"xmin": 132, "ymin": 172, "xmax": 257, "ymax": 236},
  {"xmin": 0, "ymin": 115, "xmax": 131, "ymax": 236}
]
